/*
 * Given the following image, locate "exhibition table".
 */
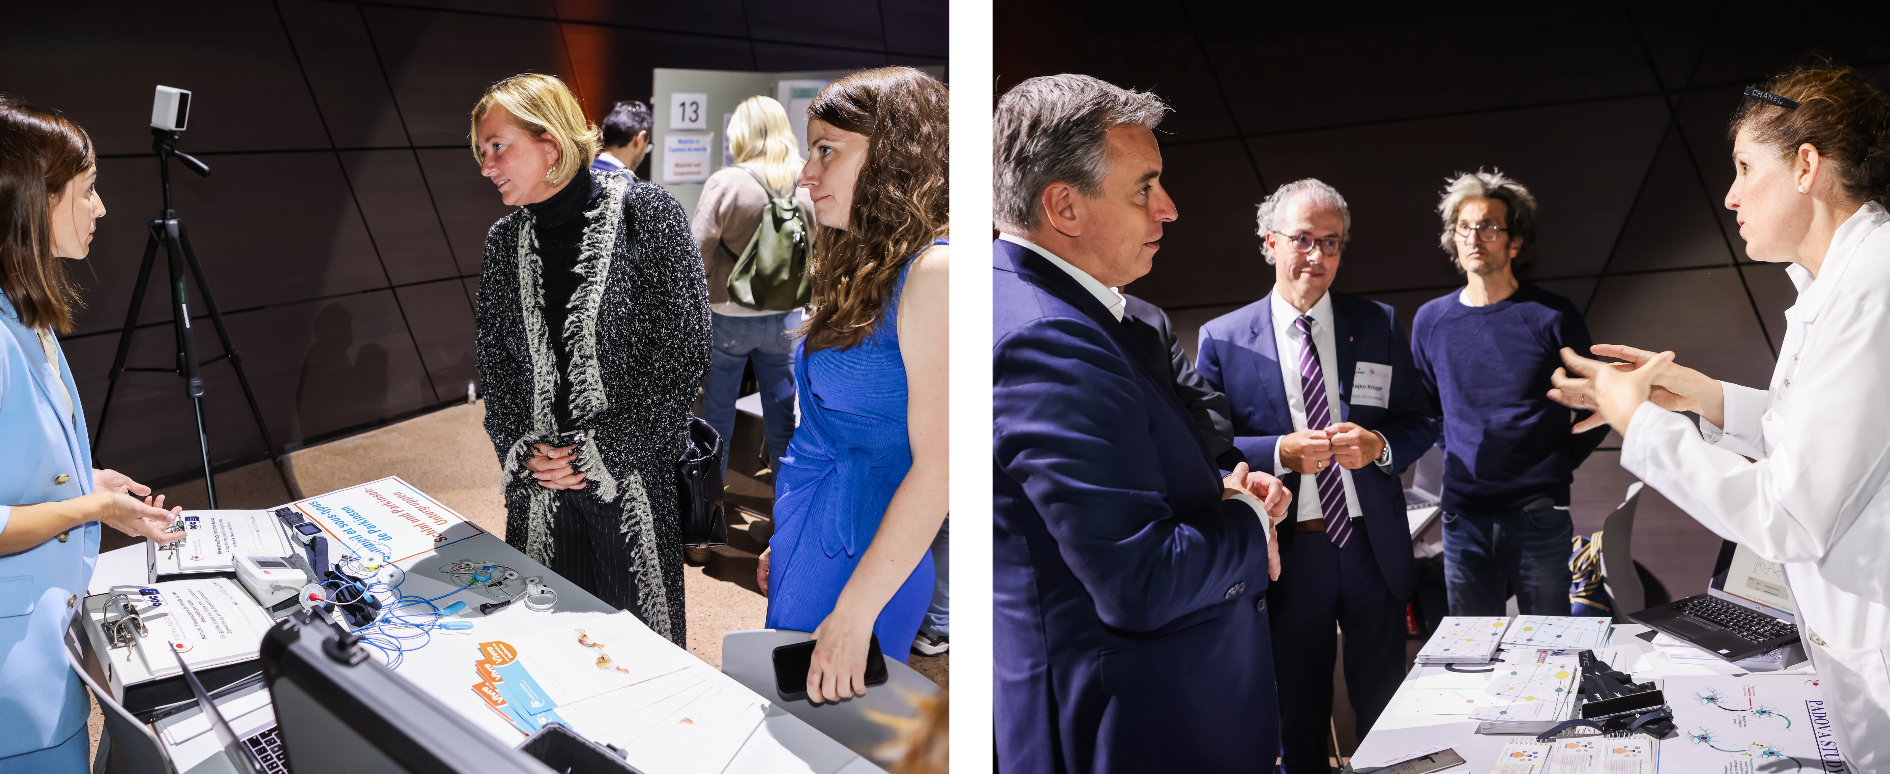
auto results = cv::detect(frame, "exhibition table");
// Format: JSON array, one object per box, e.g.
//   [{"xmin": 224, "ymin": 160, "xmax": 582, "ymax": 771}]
[
  {"xmin": 87, "ymin": 531, "xmax": 885, "ymax": 774},
  {"xmin": 1347, "ymin": 623, "xmax": 1818, "ymax": 772}
]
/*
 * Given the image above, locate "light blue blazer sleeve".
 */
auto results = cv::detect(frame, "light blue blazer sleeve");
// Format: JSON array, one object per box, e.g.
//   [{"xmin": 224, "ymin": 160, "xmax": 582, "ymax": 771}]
[{"xmin": 0, "ymin": 293, "xmax": 101, "ymax": 760}]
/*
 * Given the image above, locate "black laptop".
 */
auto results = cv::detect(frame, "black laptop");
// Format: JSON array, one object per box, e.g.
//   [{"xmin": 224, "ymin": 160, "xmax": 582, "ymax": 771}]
[{"xmin": 1628, "ymin": 540, "xmax": 1799, "ymax": 663}]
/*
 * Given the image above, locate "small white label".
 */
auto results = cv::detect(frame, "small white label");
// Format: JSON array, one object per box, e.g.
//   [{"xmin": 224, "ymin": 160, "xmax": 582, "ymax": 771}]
[
  {"xmin": 1351, "ymin": 361, "xmax": 1392, "ymax": 408},
  {"xmin": 669, "ymin": 93, "xmax": 708, "ymax": 130}
]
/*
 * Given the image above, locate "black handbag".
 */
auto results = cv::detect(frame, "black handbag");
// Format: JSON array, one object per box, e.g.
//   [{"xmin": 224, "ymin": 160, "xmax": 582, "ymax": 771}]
[{"xmin": 676, "ymin": 416, "xmax": 728, "ymax": 547}]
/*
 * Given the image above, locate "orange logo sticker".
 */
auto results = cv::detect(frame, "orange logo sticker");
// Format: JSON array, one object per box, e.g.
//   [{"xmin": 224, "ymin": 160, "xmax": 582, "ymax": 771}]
[{"xmin": 479, "ymin": 641, "xmax": 518, "ymax": 666}]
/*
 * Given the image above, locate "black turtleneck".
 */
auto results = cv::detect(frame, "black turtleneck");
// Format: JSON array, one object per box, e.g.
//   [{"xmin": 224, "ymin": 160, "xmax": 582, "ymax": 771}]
[{"xmin": 523, "ymin": 167, "xmax": 599, "ymax": 428}]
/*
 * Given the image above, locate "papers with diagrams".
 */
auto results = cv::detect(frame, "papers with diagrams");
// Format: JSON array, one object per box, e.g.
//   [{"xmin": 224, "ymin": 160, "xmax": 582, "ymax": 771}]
[
  {"xmin": 1415, "ymin": 617, "xmax": 1510, "ymax": 664},
  {"xmin": 1499, "ymin": 616, "xmax": 1613, "ymax": 650}
]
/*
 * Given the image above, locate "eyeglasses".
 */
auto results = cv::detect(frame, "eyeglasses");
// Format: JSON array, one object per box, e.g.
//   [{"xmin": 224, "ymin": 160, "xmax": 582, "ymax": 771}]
[
  {"xmin": 1453, "ymin": 223, "xmax": 1509, "ymax": 242},
  {"xmin": 1270, "ymin": 231, "xmax": 1345, "ymax": 256}
]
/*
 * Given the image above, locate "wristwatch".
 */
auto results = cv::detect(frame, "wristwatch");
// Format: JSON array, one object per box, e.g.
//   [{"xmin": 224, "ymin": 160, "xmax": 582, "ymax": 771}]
[{"xmin": 1372, "ymin": 431, "xmax": 1393, "ymax": 468}]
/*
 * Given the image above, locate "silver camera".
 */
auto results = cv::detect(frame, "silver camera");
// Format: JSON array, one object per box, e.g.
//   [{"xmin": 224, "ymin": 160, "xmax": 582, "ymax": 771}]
[{"xmin": 151, "ymin": 85, "xmax": 190, "ymax": 132}]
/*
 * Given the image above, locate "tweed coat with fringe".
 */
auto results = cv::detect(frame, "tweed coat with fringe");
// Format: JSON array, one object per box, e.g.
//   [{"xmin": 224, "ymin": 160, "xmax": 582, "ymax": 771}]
[{"xmin": 475, "ymin": 170, "xmax": 711, "ymax": 645}]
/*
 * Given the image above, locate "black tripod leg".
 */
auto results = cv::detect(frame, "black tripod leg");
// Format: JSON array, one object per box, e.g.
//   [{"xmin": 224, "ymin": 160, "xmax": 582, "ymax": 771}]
[
  {"xmin": 176, "ymin": 222, "xmax": 290, "ymax": 495},
  {"xmin": 163, "ymin": 222, "xmax": 216, "ymax": 508},
  {"xmin": 92, "ymin": 222, "xmax": 163, "ymax": 458}
]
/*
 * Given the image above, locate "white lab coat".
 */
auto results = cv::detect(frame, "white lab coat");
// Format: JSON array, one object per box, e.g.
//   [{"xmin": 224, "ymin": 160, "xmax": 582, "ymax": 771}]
[{"xmin": 1621, "ymin": 201, "xmax": 1890, "ymax": 767}]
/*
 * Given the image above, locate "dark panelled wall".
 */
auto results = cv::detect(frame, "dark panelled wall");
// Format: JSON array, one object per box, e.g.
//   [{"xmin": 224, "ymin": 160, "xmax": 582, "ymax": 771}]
[
  {"xmin": 996, "ymin": 1, "xmax": 1890, "ymax": 600},
  {"xmin": 1, "ymin": 0, "xmax": 946, "ymax": 488}
]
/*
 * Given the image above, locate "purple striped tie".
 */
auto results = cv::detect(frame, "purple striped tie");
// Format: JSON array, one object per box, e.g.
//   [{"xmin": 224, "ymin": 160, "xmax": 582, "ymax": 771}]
[{"xmin": 1294, "ymin": 314, "xmax": 1353, "ymax": 548}]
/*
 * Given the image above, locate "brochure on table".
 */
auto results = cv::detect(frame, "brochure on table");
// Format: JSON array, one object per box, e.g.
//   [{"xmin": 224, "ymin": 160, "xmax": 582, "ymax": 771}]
[
  {"xmin": 471, "ymin": 612, "xmax": 767, "ymax": 774},
  {"xmin": 287, "ymin": 476, "xmax": 485, "ymax": 565},
  {"xmin": 79, "ymin": 577, "xmax": 277, "ymax": 687},
  {"xmin": 152, "ymin": 510, "xmax": 295, "ymax": 576}
]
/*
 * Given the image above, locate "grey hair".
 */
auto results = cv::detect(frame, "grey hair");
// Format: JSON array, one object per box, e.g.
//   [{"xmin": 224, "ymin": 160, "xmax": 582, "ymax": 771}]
[
  {"xmin": 1436, "ymin": 169, "xmax": 1538, "ymax": 271},
  {"xmin": 993, "ymin": 74, "xmax": 1170, "ymax": 233},
  {"xmin": 1254, "ymin": 178, "xmax": 1351, "ymax": 265}
]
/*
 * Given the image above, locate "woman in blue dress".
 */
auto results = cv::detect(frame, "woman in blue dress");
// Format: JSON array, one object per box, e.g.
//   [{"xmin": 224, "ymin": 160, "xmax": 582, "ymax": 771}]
[{"xmin": 759, "ymin": 67, "xmax": 949, "ymax": 704}]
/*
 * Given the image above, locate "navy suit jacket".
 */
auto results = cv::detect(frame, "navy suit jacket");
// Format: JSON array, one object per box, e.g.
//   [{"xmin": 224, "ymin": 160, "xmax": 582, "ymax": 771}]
[
  {"xmin": 1195, "ymin": 291, "xmax": 1439, "ymax": 601},
  {"xmin": 993, "ymin": 239, "xmax": 1278, "ymax": 774}
]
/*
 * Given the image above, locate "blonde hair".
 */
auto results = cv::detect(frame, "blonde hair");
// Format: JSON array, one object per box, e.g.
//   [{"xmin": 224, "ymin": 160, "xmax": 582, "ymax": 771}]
[
  {"xmin": 727, "ymin": 95, "xmax": 802, "ymax": 194},
  {"xmin": 469, "ymin": 73, "xmax": 600, "ymax": 187}
]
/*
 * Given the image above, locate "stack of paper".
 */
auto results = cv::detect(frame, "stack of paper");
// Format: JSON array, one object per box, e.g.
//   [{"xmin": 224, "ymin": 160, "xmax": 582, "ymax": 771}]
[
  {"xmin": 1470, "ymin": 651, "xmax": 1581, "ymax": 722},
  {"xmin": 130, "ymin": 578, "xmax": 277, "ymax": 678},
  {"xmin": 1415, "ymin": 617, "xmax": 1510, "ymax": 664},
  {"xmin": 1500, "ymin": 616, "xmax": 1613, "ymax": 650},
  {"xmin": 470, "ymin": 614, "xmax": 766, "ymax": 774}
]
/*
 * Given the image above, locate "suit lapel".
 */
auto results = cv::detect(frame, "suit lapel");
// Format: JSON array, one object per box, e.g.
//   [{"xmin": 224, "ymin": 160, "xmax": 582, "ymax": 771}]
[
  {"xmin": 999, "ymin": 241, "xmax": 1219, "ymax": 465},
  {"xmin": 0, "ymin": 300, "xmax": 82, "ymax": 456},
  {"xmin": 1246, "ymin": 292, "xmax": 1291, "ymax": 429},
  {"xmin": 1332, "ymin": 295, "xmax": 1359, "ymax": 416}
]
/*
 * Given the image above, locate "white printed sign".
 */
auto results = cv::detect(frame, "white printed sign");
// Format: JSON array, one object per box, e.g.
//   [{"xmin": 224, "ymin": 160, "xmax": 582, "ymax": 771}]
[
  {"xmin": 1351, "ymin": 361, "xmax": 1392, "ymax": 409},
  {"xmin": 777, "ymin": 79, "xmax": 831, "ymax": 159},
  {"xmin": 663, "ymin": 132, "xmax": 713, "ymax": 183},
  {"xmin": 290, "ymin": 476, "xmax": 484, "ymax": 564},
  {"xmin": 173, "ymin": 510, "xmax": 293, "ymax": 571},
  {"xmin": 669, "ymin": 92, "xmax": 708, "ymax": 130}
]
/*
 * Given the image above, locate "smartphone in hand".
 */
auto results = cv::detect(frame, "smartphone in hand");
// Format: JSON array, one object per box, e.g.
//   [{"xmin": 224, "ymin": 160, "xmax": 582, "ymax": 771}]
[{"xmin": 772, "ymin": 634, "xmax": 889, "ymax": 701}]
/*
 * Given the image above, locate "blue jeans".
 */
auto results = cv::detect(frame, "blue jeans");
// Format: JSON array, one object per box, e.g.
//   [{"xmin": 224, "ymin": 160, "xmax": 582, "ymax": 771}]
[
  {"xmin": 922, "ymin": 515, "xmax": 949, "ymax": 636},
  {"xmin": 1441, "ymin": 501, "xmax": 1574, "ymax": 617},
  {"xmin": 702, "ymin": 312, "xmax": 797, "ymax": 478}
]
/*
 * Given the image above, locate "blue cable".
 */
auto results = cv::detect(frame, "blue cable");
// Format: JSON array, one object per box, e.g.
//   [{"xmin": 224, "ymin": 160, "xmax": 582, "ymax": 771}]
[{"xmin": 337, "ymin": 562, "xmax": 477, "ymax": 670}]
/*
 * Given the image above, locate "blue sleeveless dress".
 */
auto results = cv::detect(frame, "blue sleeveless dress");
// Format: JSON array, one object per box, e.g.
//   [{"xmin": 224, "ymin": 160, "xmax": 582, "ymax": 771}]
[{"xmin": 764, "ymin": 241, "xmax": 945, "ymax": 664}]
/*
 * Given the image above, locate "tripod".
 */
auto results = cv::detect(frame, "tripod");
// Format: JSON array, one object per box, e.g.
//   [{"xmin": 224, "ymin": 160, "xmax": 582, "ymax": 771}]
[{"xmin": 90, "ymin": 128, "xmax": 287, "ymax": 508}]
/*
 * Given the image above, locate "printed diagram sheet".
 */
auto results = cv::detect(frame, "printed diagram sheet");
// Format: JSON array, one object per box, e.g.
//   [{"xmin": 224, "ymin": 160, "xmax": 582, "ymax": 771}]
[
  {"xmin": 1415, "ymin": 617, "xmax": 1511, "ymax": 663},
  {"xmin": 1500, "ymin": 616, "xmax": 1614, "ymax": 650},
  {"xmin": 1472, "ymin": 653, "xmax": 1580, "ymax": 722},
  {"xmin": 1661, "ymin": 675, "xmax": 1845, "ymax": 773}
]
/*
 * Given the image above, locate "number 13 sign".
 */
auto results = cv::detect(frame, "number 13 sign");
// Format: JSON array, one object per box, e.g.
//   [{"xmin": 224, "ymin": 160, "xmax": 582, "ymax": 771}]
[{"xmin": 670, "ymin": 93, "xmax": 707, "ymax": 130}]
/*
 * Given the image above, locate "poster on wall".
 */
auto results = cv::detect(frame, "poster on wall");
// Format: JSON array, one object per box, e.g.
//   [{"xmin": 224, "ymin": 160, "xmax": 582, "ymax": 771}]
[
  {"xmin": 669, "ymin": 92, "xmax": 707, "ymax": 130},
  {"xmin": 776, "ymin": 79, "xmax": 831, "ymax": 160},
  {"xmin": 663, "ymin": 132, "xmax": 713, "ymax": 183}
]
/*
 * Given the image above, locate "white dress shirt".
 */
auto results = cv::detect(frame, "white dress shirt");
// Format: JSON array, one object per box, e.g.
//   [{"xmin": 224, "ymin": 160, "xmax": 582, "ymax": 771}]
[
  {"xmin": 1622, "ymin": 202, "xmax": 1890, "ymax": 765},
  {"xmin": 1001, "ymin": 233, "xmax": 1126, "ymax": 320},
  {"xmin": 1269, "ymin": 290, "xmax": 1363, "ymax": 522},
  {"xmin": 1003, "ymin": 232, "xmax": 1266, "ymax": 519}
]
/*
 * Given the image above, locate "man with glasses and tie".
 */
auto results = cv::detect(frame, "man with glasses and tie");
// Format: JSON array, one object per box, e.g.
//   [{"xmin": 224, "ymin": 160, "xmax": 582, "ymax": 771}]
[
  {"xmin": 1197, "ymin": 178, "xmax": 1438, "ymax": 773},
  {"xmin": 1409, "ymin": 170, "xmax": 1606, "ymax": 621}
]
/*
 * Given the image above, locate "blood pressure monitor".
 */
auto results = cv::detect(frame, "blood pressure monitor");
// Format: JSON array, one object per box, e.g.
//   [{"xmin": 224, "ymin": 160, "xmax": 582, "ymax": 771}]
[{"xmin": 235, "ymin": 555, "xmax": 311, "ymax": 610}]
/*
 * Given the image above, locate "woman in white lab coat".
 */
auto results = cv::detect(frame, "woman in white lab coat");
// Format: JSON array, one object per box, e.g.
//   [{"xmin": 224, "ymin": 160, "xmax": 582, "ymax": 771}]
[{"xmin": 1549, "ymin": 65, "xmax": 1890, "ymax": 766}]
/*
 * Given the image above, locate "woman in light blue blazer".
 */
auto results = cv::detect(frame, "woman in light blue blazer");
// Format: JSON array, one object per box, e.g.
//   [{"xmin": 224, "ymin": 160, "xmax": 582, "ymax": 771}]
[{"xmin": 0, "ymin": 97, "xmax": 187, "ymax": 772}]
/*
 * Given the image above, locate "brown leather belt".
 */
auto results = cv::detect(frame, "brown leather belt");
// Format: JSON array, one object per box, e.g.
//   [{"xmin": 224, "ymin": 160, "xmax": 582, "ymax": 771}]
[{"xmin": 1297, "ymin": 518, "xmax": 1327, "ymax": 532}]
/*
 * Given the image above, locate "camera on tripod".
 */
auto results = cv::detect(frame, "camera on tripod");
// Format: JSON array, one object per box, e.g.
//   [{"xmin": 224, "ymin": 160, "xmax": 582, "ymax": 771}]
[{"xmin": 90, "ymin": 86, "xmax": 287, "ymax": 509}]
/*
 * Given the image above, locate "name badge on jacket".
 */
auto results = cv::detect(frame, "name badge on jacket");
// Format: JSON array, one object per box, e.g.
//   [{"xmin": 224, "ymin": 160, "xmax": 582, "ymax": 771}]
[{"xmin": 1352, "ymin": 362, "xmax": 1392, "ymax": 409}]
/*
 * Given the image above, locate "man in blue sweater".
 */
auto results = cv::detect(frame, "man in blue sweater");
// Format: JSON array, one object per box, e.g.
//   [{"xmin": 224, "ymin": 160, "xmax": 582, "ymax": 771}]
[{"xmin": 1410, "ymin": 170, "xmax": 1608, "ymax": 617}]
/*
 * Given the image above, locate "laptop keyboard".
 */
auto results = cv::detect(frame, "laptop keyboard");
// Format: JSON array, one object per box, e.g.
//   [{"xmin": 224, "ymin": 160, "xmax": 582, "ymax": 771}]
[
  {"xmin": 1681, "ymin": 596, "xmax": 1797, "ymax": 644},
  {"xmin": 243, "ymin": 727, "xmax": 289, "ymax": 774}
]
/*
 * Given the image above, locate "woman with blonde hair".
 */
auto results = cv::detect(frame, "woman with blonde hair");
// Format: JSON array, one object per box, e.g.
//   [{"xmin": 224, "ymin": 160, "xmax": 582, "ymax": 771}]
[
  {"xmin": 758, "ymin": 67, "xmax": 949, "ymax": 703},
  {"xmin": 692, "ymin": 95, "xmax": 817, "ymax": 496},
  {"xmin": 470, "ymin": 74, "xmax": 710, "ymax": 645}
]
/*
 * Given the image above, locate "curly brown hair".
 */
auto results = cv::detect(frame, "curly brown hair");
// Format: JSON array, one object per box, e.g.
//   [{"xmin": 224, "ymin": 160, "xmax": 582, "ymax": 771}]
[
  {"xmin": 1730, "ymin": 63, "xmax": 1890, "ymax": 206},
  {"xmin": 799, "ymin": 67, "xmax": 948, "ymax": 352},
  {"xmin": 0, "ymin": 95, "xmax": 93, "ymax": 333}
]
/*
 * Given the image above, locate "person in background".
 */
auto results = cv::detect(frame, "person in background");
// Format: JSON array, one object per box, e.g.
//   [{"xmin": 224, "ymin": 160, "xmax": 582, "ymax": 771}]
[
  {"xmin": 1196, "ymin": 178, "xmax": 1438, "ymax": 774},
  {"xmin": 911, "ymin": 516, "xmax": 948, "ymax": 656},
  {"xmin": 993, "ymin": 74, "xmax": 1291, "ymax": 774},
  {"xmin": 759, "ymin": 67, "xmax": 949, "ymax": 702},
  {"xmin": 692, "ymin": 96, "xmax": 815, "ymax": 500},
  {"xmin": 0, "ymin": 95, "xmax": 187, "ymax": 773},
  {"xmin": 471, "ymin": 74, "xmax": 710, "ymax": 648},
  {"xmin": 1409, "ymin": 170, "xmax": 1606, "ymax": 618},
  {"xmin": 592, "ymin": 100, "xmax": 651, "ymax": 176},
  {"xmin": 1550, "ymin": 65, "xmax": 1890, "ymax": 767},
  {"xmin": 1121, "ymin": 292, "xmax": 1240, "ymax": 467}
]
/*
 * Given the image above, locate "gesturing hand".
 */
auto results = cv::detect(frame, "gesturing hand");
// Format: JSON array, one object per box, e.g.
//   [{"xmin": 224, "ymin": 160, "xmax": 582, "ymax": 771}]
[
  {"xmin": 1280, "ymin": 430, "xmax": 1333, "ymax": 475},
  {"xmin": 1325, "ymin": 422, "xmax": 1384, "ymax": 470},
  {"xmin": 523, "ymin": 443, "xmax": 586, "ymax": 490},
  {"xmin": 95, "ymin": 492, "xmax": 186, "ymax": 545},
  {"xmin": 1223, "ymin": 464, "xmax": 1291, "ymax": 581},
  {"xmin": 93, "ymin": 468, "xmax": 152, "ymax": 497},
  {"xmin": 1548, "ymin": 344, "xmax": 1720, "ymax": 432},
  {"xmin": 1549, "ymin": 347, "xmax": 1673, "ymax": 436}
]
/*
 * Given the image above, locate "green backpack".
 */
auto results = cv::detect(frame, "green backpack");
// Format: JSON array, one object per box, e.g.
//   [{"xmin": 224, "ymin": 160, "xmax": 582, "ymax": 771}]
[{"xmin": 724, "ymin": 166, "xmax": 812, "ymax": 311}]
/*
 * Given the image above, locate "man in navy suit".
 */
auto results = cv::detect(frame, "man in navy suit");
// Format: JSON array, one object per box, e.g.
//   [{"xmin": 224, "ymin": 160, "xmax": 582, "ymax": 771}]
[
  {"xmin": 994, "ymin": 74, "xmax": 1292, "ymax": 774},
  {"xmin": 591, "ymin": 100, "xmax": 651, "ymax": 176},
  {"xmin": 1196, "ymin": 179, "xmax": 1440, "ymax": 773}
]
